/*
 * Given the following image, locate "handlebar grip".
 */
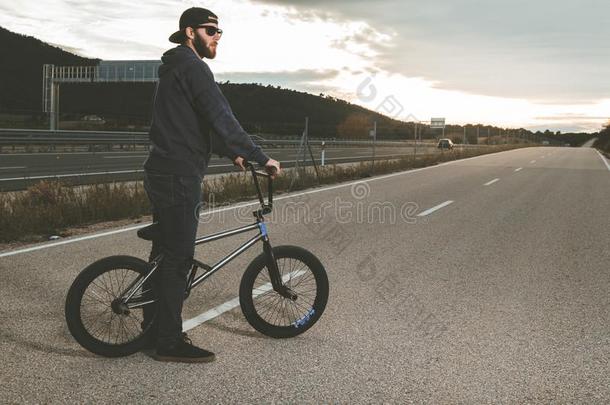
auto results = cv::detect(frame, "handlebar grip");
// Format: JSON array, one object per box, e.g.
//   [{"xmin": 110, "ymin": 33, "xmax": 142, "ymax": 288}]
[
  {"xmin": 244, "ymin": 160, "xmax": 277, "ymax": 178},
  {"xmin": 264, "ymin": 165, "xmax": 278, "ymax": 176}
]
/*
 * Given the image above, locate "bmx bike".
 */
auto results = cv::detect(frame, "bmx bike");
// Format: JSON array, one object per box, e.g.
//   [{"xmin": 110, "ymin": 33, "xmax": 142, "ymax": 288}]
[{"xmin": 65, "ymin": 163, "xmax": 329, "ymax": 357}]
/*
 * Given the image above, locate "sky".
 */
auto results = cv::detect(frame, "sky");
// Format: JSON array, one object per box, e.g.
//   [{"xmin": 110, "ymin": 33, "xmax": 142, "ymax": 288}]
[{"xmin": 1, "ymin": 0, "xmax": 609, "ymax": 132}]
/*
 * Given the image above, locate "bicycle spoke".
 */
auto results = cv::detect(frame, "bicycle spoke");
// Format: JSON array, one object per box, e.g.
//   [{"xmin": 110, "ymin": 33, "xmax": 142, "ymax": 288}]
[
  {"xmin": 83, "ymin": 292, "xmax": 109, "ymax": 307},
  {"xmin": 253, "ymin": 292, "xmax": 278, "ymax": 307},
  {"xmin": 126, "ymin": 312, "xmax": 144, "ymax": 334},
  {"xmin": 115, "ymin": 316, "xmax": 124, "ymax": 344},
  {"xmin": 279, "ymin": 258, "xmax": 285, "ymax": 280},
  {"xmin": 289, "ymin": 296, "xmax": 311, "ymax": 315},
  {"xmin": 275, "ymin": 297, "xmax": 288, "ymax": 326},
  {"xmin": 88, "ymin": 315, "xmax": 110, "ymax": 340},
  {"xmin": 257, "ymin": 292, "xmax": 282, "ymax": 315},
  {"xmin": 106, "ymin": 271, "xmax": 117, "ymax": 299},
  {"xmin": 105, "ymin": 271, "xmax": 118, "ymax": 298},
  {"xmin": 285, "ymin": 297, "xmax": 299, "ymax": 325},
  {"xmin": 252, "ymin": 286, "xmax": 273, "ymax": 296},
  {"xmin": 277, "ymin": 299, "xmax": 286, "ymax": 326},
  {"xmin": 119, "ymin": 268, "xmax": 129, "ymax": 293},
  {"xmin": 270, "ymin": 297, "xmax": 282, "ymax": 326},
  {"xmin": 91, "ymin": 279, "xmax": 113, "ymax": 299},
  {"xmin": 291, "ymin": 271, "xmax": 314, "ymax": 290},
  {"xmin": 81, "ymin": 307, "xmax": 110, "ymax": 330},
  {"xmin": 259, "ymin": 294, "xmax": 283, "ymax": 321}
]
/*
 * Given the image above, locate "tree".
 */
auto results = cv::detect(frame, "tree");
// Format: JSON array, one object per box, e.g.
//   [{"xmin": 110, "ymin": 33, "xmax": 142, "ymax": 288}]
[
  {"xmin": 595, "ymin": 120, "xmax": 610, "ymax": 152},
  {"xmin": 336, "ymin": 113, "xmax": 371, "ymax": 139}
]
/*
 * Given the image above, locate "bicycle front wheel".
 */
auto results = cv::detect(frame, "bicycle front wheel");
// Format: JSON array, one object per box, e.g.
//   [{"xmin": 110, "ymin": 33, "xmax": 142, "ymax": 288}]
[
  {"xmin": 65, "ymin": 255, "xmax": 157, "ymax": 357},
  {"xmin": 239, "ymin": 245, "xmax": 329, "ymax": 338}
]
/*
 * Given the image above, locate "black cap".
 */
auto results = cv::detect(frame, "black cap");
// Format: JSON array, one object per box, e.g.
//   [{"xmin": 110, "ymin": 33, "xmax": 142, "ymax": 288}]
[{"xmin": 169, "ymin": 7, "xmax": 218, "ymax": 44}]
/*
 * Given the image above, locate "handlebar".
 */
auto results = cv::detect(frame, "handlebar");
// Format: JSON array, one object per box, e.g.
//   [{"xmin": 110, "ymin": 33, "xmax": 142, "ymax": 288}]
[{"xmin": 245, "ymin": 162, "xmax": 274, "ymax": 215}]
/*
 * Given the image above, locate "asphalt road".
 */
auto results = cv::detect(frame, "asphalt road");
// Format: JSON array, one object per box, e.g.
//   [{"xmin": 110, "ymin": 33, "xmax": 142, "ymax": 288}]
[
  {"xmin": 1, "ymin": 146, "xmax": 609, "ymax": 403},
  {"xmin": 0, "ymin": 145, "xmax": 444, "ymax": 191}
]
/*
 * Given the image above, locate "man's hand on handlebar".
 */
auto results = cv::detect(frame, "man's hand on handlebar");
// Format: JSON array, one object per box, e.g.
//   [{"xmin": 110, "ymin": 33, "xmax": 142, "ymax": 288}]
[
  {"xmin": 264, "ymin": 158, "xmax": 281, "ymax": 179},
  {"xmin": 233, "ymin": 156, "xmax": 246, "ymax": 171},
  {"xmin": 233, "ymin": 156, "xmax": 280, "ymax": 179}
]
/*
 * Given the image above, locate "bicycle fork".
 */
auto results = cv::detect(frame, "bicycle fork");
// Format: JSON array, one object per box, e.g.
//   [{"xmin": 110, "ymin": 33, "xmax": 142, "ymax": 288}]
[{"xmin": 259, "ymin": 222, "xmax": 298, "ymax": 301}]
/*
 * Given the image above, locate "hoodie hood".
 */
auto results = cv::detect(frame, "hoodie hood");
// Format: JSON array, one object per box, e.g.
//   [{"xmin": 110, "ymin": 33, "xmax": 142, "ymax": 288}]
[{"xmin": 158, "ymin": 45, "xmax": 199, "ymax": 77}]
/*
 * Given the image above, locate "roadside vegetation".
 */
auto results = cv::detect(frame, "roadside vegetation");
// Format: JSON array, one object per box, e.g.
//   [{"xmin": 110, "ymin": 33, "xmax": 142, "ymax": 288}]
[
  {"xmin": 594, "ymin": 122, "xmax": 610, "ymax": 154},
  {"xmin": 0, "ymin": 145, "xmax": 525, "ymax": 244}
]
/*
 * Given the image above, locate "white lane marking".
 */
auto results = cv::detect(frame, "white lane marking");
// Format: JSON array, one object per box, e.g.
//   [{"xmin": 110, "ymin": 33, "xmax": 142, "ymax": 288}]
[
  {"xmin": 484, "ymin": 178, "xmax": 500, "ymax": 186},
  {"xmin": 0, "ymin": 224, "xmax": 149, "ymax": 258},
  {"xmin": 103, "ymin": 156, "xmax": 147, "ymax": 159},
  {"xmin": 514, "ymin": 167, "xmax": 523, "ymax": 172},
  {"xmin": 182, "ymin": 269, "xmax": 306, "ymax": 331},
  {"xmin": 0, "ymin": 148, "xmax": 519, "ymax": 258},
  {"xmin": 0, "ymin": 166, "xmax": 26, "ymax": 170},
  {"xmin": 596, "ymin": 150, "xmax": 610, "ymax": 172},
  {"xmin": 530, "ymin": 160, "xmax": 536, "ymax": 164},
  {"xmin": 417, "ymin": 200, "xmax": 454, "ymax": 217}
]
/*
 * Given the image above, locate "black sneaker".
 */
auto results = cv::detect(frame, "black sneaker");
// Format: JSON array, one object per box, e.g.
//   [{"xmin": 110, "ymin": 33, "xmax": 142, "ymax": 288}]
[
  {"xmin": 142, "ymin": 335, "xmax": 156, "ymax": 351},
  {"xmin": 153, "ymin": 333, "xmax": 215, "ymax": 363}
]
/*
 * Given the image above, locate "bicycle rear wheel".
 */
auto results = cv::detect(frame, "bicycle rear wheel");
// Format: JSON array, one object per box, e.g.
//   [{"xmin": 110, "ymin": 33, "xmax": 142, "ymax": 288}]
[
  {"xmin": 239, "ymin": 245, "xmax": 329, "ymax": 338},
  {"xmin": 65, "ymin": 255, "xmax": 157, "ymax": 357}
]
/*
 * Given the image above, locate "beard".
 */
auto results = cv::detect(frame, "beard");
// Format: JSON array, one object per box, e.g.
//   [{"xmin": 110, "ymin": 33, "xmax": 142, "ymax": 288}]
[{"xmin": 193, "ymin": 34, "xmax": 216, "ymax": 59}]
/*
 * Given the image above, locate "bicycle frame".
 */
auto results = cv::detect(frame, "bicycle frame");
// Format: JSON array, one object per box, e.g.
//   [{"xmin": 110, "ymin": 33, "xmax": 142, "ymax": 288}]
[{"xmin": 122, "ymin": 164, "xmax": 289, "ymax": 310}]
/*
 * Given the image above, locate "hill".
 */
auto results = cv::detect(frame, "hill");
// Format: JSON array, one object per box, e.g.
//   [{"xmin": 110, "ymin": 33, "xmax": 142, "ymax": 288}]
[
  {"xmin": 1, "ymin": 25, "xmax": 585, "ymax": 143},
  {"xmin": 0, "ymin": 26, "xmax": 97, "ymax": 113},
  {"xmin": 0, "ymin": 26, "xmax": 415, "ymax": 138}
]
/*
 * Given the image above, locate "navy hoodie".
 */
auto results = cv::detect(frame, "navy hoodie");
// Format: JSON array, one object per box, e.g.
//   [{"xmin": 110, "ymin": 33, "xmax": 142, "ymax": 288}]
[{"xmin": 144, "ymin": 45, "xmax": 269, "ymax": 177}]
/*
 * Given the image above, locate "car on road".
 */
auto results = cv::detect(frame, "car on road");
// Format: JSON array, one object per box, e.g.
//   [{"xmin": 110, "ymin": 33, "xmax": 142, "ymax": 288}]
[{"xmin": 437, "ymin": 138, "xmax": 454, "ymax": 150}]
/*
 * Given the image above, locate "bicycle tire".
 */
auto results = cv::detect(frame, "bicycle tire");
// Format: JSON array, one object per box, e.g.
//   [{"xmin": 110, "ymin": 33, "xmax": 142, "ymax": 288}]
[
  {"xmin": 65, "ymin": 255, "xmax": 157, "ymax": 357},
  {"xmin": 239, "ymin": 245, "xmax": 329, "ymax": 338}
]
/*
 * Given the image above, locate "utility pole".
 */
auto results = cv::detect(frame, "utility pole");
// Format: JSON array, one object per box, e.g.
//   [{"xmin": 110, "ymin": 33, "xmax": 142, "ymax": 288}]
[{"xmin": 463, "ymin": 126, "xmax": 467, "ymax": 145}]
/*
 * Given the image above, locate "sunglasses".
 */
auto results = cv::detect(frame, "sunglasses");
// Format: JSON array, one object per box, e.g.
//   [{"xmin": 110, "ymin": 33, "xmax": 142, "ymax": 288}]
[{"xmin": 194, "ymin": 25, "xmax": 223, "ymax": 37}]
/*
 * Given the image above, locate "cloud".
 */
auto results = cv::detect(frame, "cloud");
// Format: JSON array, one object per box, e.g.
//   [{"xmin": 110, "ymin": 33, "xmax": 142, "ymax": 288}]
[
  {"xmin": 534, "ymin": 114, "xmax": 609, "ymax": 121},
  {"xmin": 1, "ymin": 0, "xmax": 608, "ymax": 132},
  {"xmin": 251, "ymin": 0, "xmax": 610, "ymax": 103}
]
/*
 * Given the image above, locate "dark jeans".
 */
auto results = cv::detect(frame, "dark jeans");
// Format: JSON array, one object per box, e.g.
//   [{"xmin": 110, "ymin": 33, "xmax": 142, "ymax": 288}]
[{"xmin": 143, "ymin": 169, "xmax": 202, "ymax": 347}]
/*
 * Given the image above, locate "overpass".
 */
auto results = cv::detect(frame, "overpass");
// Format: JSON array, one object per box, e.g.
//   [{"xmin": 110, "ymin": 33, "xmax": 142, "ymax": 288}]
[{"xmin": 42, "ymin": 60, "xmax": 161, "ymax": 130}]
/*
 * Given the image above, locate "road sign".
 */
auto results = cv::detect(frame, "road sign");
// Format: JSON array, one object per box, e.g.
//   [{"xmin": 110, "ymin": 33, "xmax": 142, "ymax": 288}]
[{"xmin": 430, "ymin": 118, "xmax": 446, "ymax": 129}]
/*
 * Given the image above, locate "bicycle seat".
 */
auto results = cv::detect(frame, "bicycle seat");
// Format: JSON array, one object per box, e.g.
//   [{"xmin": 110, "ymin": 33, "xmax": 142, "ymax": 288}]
[{"xmin": 137, "ymin": 222, "xmax": 160, "ymax": 241}]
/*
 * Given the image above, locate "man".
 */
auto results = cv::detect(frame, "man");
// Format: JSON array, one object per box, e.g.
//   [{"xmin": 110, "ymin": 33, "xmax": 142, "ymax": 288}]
[{"xmin": 143, "ymin": 6, "xmax": 281, "ymax": 363}]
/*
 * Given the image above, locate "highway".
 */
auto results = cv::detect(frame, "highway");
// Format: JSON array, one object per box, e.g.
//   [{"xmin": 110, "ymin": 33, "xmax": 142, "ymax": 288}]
[
  {"xmin": 0, "ymin": 145, "xmax": 440, "ymax": 191},
  {"xmin": 1, "ymin": 146, "xmax": 609, "ymax": 402}
]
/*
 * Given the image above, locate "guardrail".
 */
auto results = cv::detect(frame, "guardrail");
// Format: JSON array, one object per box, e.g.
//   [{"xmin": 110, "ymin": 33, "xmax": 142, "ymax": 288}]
[
  {"xmin": 0, "ymin": 129, "xmax": 148, "ymax": 145},
  {"xmin": 0, "ymin": 128, "xmax": 501, "ymax": 149}
]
